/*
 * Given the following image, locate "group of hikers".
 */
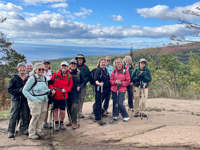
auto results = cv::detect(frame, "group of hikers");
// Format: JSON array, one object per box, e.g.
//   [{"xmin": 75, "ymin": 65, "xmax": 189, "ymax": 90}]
[{"xmin": 7, "ymin": 53, "xmax": 152, "ymax": 140}]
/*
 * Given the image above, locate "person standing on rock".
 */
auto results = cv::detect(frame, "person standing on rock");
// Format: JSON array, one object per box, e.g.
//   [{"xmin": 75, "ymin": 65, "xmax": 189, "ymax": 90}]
[
  {"xmin": 23, "ymin": 63, "xmax": 55, "ymax": 140},
  {"xmin": 123, "ymin": 56, "xmax": 134, "ymax": 111},
  {"xmin": 75, "ymin": 54, "xmax": 90, "ymax": 118},
  {"xmin": 7, "ymin": 62, "xmax": 29, "ymax": 138},
  {"xmin": 25, "ymin": 62, "xmax": 33, "ymax": 76},
  {"xmin": 110, "ymin": 58, "xmax": 130, "ymax": 122},
  {"xmin": 103, "ymin": 56, "xmax": 114, "ymax": 114},
  {"xmin": 66, "ymin": 59, "xmax": 85, "ymax": 129},
  {"xmin": 49, "ymin": 61, "xmax": 73, "ymax": 131},
  {"xmin": 42, "ymin": 59, "xmax": 54, "ymax": 129},
  {"xmin": 94, "ymin": 58, "xmax": 111, "ymax": 125},
  {"xmin": 131, "ymin": 58, "xmax": 152, "ymax": 117}
]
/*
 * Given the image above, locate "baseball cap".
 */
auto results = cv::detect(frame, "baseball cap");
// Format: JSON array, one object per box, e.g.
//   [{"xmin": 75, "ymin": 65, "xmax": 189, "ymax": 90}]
[{"xmin": 61, "ymin": 61, "xmax": 69, "ymax": 66}]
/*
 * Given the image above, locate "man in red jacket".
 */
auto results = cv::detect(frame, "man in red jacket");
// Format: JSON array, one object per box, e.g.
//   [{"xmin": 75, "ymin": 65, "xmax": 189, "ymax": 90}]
[
  {"xmin": 110, "ymin": 58, "xmax": 130, "ymax": 122},
  {"xmin": 49, "ymin": 61, "xmax": 73, "ymax": 131}
]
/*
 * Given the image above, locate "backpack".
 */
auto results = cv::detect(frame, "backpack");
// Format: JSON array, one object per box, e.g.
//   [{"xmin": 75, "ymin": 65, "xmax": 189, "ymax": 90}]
[
  {"xmin": 54, "ymin": 71, "xmax": 71, "ymax": 82},
  {"xmin": 89, "ymin": 68, "xmax": 103, "ymax": 86},
  {"xmin": 70, "ymin": 69, "xmax": 81, "ymax": 81},
  {"xmin": 22, "ymin": 75, "xmax": 47, "ymax": 100},
  {"xmin": 114, "ymin": 69, "xmax": 126, "ymax": 75}
]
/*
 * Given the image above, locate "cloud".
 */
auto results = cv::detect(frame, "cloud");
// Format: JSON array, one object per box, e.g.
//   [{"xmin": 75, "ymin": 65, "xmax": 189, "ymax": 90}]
[
  {"xmin": 58, "ymin": 8, "xmax": 70, "ymax": 14},
  {"xmin": 66, "ymin": 14, "xmax": 75, "ymax": 20},
  {"xmin": 24, "ymin": 0, "xmax": 67, "ymax": 5},
  {"xmin": 0, "ymin": 2, "xmax": 23, "ymax": 11},
  {"xmin": 0, "ymin": 11, "xmax": 24, "ymax": 20},
  {"xmin": 73, "ymin": 7, "xmax": 92, "ymax": 19},
  {"xmin": 137, "ymin": 1, "xmax": 200, "ymax": 21},
  {"xmin": 0, "ymin": 11, "xmax": 192, "ymax": 48},
  {"xmin": 23, "ymin": 12, "xmax": 36, "ymax": 17},
  {"xmin": 51, "ymin": 3, "xmax": 68, "ymax": 8},
  {"xmin": 110, "ymin": 15, "xmax": 124, "ymax": 22}
]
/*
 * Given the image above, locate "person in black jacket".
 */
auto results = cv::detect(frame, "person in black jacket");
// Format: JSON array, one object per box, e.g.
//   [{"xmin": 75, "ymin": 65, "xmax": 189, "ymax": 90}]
[
  {"xmin": 123, "ymin": 56, "xmax": 134, "ymax": 111},
  {"xmin": 7, "ymin": 62, "xmax": 29, "ymax": 138},
  {"xmin": 66, "ymin": 59, "xmax": 85, "ymax": 129},
  {"xmin": 94, "ymin": 58, "xmax": 111, "ymax": 125}
]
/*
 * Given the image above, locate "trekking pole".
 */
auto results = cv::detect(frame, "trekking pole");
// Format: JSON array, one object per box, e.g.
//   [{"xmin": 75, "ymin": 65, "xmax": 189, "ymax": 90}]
[
  {"xmin": 77, "ymin": 95, "xmax": 80, "ymax": 128},
  {"xmin": 139, "ymin": 80, "xmax": 143, "ymax": 120},
  {"xmin": 47, "ymin": 96, "xmax": 54, "ymax": 138},
  {"xmin": 116, "ymin": 85, "xmax": 120, "ymax": 119},
  {"xmin": 63, "ymin": 93, "xmax": 73, "ymax": 129},
  {"xmin": 143, "ymin": 83, "xmax": 148, "ymax": 120},
  {"xmin": 14, "ymin": 97, "xmax": 22, "ymax": 140},
  {"xmin": 100, "ymin": 82, "xmax": 104, "ymax": 125}
]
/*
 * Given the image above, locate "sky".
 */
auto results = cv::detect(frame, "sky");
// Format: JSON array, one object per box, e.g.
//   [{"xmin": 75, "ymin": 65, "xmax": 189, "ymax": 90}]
[{"xmin": 0, "ymin": 0, "xmax": 200, "ymax": 61}]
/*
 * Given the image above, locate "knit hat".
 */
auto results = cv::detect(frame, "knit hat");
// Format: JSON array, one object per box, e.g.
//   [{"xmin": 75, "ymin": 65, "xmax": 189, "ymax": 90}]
[
  {"xmin": 17, "ymin": 62, "xmax": 26, "ymax": 69},
  {"xmin": 70, "ymin": 59, "xmax": 77, "ymax": 64},
  {"xmin": 25, "ymin": 62, "xmax": 33, "ymax": 67}
]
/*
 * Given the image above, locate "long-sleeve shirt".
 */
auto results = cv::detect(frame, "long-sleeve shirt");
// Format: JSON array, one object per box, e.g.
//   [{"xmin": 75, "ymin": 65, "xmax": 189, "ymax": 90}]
[{"xmin": 22, "ymin": 74, "xmax": 50, "ymax": 103}]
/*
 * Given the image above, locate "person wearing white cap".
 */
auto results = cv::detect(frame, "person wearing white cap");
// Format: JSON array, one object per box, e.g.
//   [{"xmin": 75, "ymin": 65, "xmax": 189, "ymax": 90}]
[
  {"xmin": 42, "ymin": 59, "xmax": 54, "ymax": 128},
  {"xmin": 131, "ymin": 58, "xmax": 152, "ymax": 117},
  {"xmin": 49, "ymin": 61, "xmax": 73, "ymax": 131}
]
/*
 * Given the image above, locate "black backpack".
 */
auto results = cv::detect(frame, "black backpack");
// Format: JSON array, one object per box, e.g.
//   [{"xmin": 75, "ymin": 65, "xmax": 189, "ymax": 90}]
[
  {"xmin": 89, "ymin": 68, "xmax": 103, "ymax": 86},
  {"xmin": 89, "ymin": 68, "xmax": 97, "ymax": 86}
]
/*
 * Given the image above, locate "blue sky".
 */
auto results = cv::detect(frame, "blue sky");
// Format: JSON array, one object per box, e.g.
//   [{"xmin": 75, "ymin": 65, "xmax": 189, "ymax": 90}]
[{"xmin": 0, "ymin": 0, "xmax": 200, "ymax": 61}]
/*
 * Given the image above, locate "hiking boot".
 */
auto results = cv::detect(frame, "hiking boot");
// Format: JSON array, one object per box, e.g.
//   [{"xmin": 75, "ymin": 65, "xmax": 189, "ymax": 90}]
[
  {"xmin": 43, "ymin": 122, "xmax": 49, "ymax": 128},
  {"xmin": 113, "ymin": 117, "xmax": 118, "ymax": 120},
  {"xmin": 28, "ymin": 134, "xmax": 39, "ymax": 140},
  {"xmin": 134, "ymin": 112, "xmax": 139, "ymax": 117},
  {"xmin": 8, "ymin": 131, "xmax": 14, "ymax": 138},
  {"xmin": 103, "ymin": 110, "xmax": 109, "ymax": 114},
  {"xmin": 123, "ymin": 117, "xmax": 130, "ymax": 122},
  {"xmin": 97, "ymin": 120, "xmax": 106, "ymax": 126},
  {"xmin": 60, "ymin": 123, "xmax": 66, "ymax": 130},
  {"xmin": 36, "ymin": 132, "xmax": 46, "ymax": 138},
  {"xmin": 21, "ymin": 130, "xmax": 29, "ymax": 135},
  {"xmin": 72, "ymin": 122, "xmax": 77, "ymax": 130},
  {"xmin": 55, "ymin": 124, "xmax": 60, "ymax": 131},
  {"xmin": 142, "ymin": 113, "xmax": 147, "ymax": 117},
  {"xmin": 66, "ymin": 121, "xmax": 72, "ymax": 126}
]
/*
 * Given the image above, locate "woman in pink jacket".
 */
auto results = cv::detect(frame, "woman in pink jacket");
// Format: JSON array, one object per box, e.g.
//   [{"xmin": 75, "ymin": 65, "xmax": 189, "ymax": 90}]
[{"xmin": 110, "ymin": 58, "xmax": 130, "ymax": 122}]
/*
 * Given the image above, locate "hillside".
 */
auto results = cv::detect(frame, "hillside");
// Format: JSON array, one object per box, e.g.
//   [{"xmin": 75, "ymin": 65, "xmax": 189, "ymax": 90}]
[{"xmin": 33, "ymin": 55, "xmax": 114, "ymax": 71}]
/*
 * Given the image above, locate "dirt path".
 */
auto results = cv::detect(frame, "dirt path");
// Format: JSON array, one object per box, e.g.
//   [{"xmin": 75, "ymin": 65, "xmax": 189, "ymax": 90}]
[{"xmin": 0, "ymin": 98, "xmax": 200, "ymax": 150}]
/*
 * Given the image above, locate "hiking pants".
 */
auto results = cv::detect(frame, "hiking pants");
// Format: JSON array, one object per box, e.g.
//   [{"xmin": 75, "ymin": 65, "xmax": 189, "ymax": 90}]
[
  {"xmin": 28, "ymin": 100, "xmax": 47, "ymax": 137},
  {"xmin": 8, "ymin": 100, "xmax": 29, "ymax": 133},
  {"xmin": 112, "ymin": 91, "xmax": 129, "ymax": 118},
  {"xmin": 78, "ymin": 87, "xmax": 86, "ymax": 115},
  {"xmin": 133, "ymin": 87, "xmax": 148, "ymax": 113},
  {"xmin": 67, "ymin": 100, "xmax": 78, "ymax": 123},
  {"xmin": 93, "ymin": 88, "xmax": 111, "ymax": 112},
  {"xmin": 127, "ymin": 85, "xmax": 134, "ymax": 109},
  {"xmin": 94, "ymin": 87, "xmax": 110, "ymax": 121}
]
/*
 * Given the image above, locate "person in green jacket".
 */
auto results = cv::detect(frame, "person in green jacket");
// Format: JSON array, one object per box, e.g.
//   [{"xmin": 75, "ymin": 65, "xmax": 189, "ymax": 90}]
[
  {"xmin": 131, "ymin": 58, "xmax": 152, "ymax": 117},
  {"xmin": 75, "ymin": 54, "xmax": 90, "ymax": 118}
]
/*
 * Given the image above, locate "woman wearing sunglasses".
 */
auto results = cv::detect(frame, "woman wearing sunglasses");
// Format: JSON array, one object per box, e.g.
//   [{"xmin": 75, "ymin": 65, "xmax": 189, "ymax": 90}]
[{"xmin": 23, "ymin": 63, "xmax": 56, "ymax": 140}]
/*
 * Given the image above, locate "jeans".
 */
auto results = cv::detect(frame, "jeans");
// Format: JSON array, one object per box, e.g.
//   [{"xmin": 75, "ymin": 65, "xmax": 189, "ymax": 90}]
[
  {"xmin": 112, "ymin": 91, "xmax": 129, "ymax": 118},
  {"xmin": 127, "ymin": 85, "xmax": 134, "ymax": 109}
]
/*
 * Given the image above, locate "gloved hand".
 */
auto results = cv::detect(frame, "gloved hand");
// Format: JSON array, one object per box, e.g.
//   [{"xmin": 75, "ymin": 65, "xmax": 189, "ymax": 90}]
[{"xmin": 138, "ymin": 73, "xmax": 145, "ymax": 79}]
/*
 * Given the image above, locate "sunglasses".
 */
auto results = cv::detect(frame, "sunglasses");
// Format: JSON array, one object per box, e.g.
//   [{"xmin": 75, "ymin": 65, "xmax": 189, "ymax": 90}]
[
  {"xmin": 70, "ymin": 63, "xmax": 76, "ymax": 65},
  {"xmin": 107, "ymin": 60, "xmax": 111, "ymax": 61},
  {"xmin": 38, "ymin": 68, "xmax": 45, "ymax": 71}
]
